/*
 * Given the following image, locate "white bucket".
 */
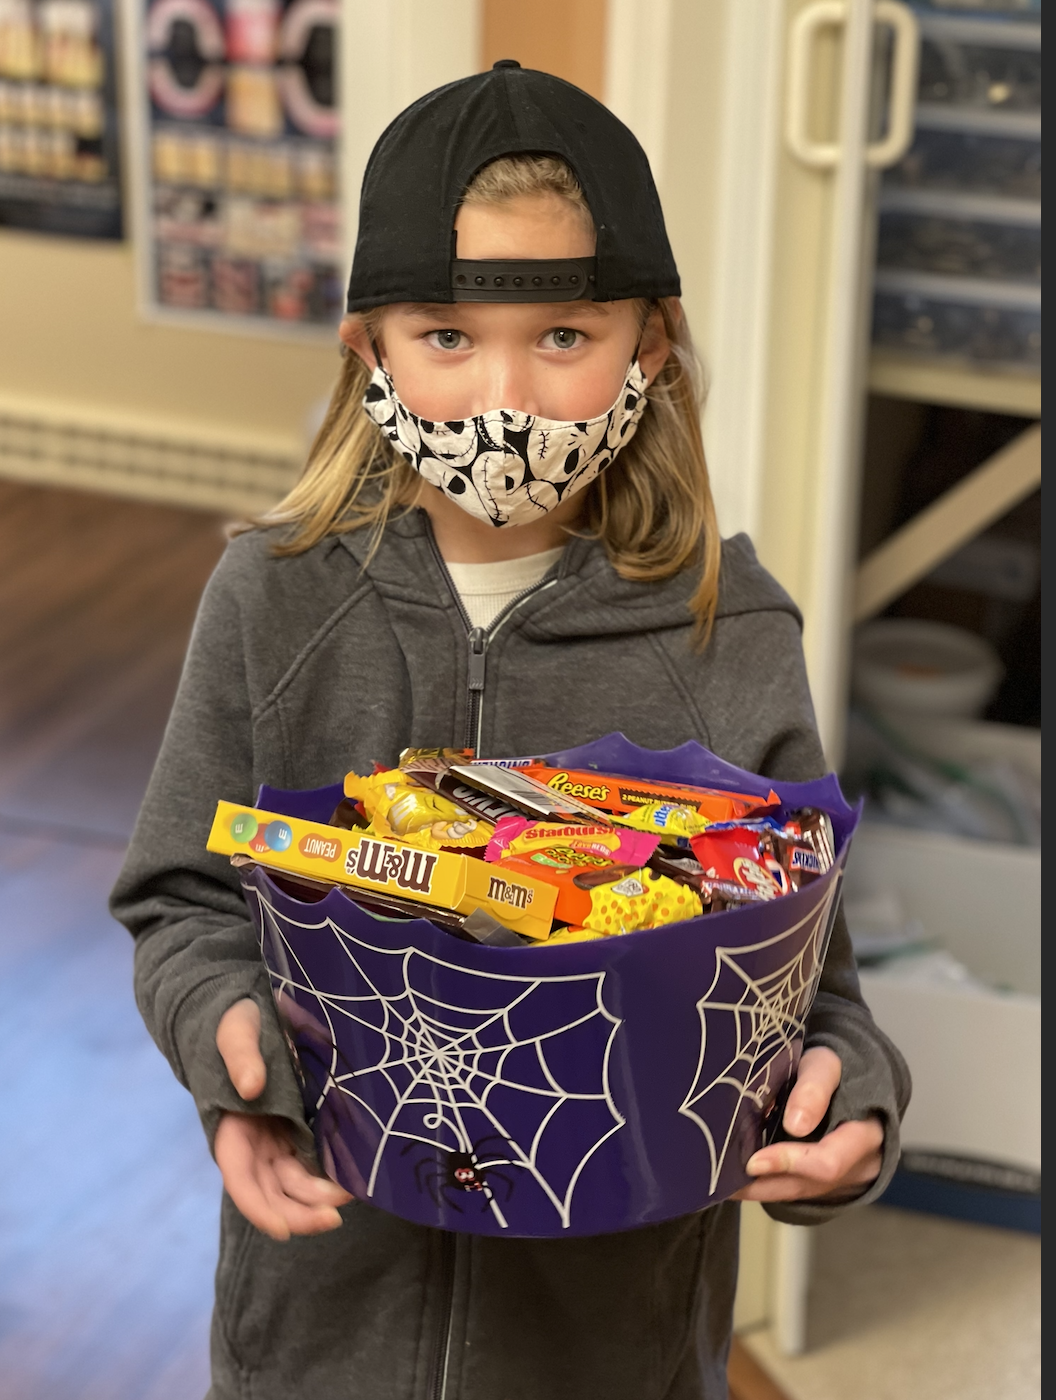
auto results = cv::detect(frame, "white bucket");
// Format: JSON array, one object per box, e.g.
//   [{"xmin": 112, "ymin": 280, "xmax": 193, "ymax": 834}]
[{"xmin": 852, "ymin": 619, "xmax": 1004, "ymax": 719}]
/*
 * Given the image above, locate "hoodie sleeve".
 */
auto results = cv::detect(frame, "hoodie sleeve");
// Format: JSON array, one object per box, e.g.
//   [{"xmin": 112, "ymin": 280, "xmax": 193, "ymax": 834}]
[
  {"xmin": 697, "ymin": 602, "xmax": 911, "ymax": 1225},
  {"xmin": 109, "ymin": 547, "xmax": 315, "ymax": 1159}
]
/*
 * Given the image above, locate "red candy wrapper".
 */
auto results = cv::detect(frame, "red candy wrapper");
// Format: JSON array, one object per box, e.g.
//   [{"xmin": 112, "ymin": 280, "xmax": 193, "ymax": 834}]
[{"xmin": 688, "ymin": 827, "xmax": 791, "ymax": 900}]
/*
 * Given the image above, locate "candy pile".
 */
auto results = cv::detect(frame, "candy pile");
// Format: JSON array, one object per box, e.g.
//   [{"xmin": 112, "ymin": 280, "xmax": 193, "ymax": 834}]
[{"xmin": 206, "ymin": 747, "xmax": 834, "ymax": 948}]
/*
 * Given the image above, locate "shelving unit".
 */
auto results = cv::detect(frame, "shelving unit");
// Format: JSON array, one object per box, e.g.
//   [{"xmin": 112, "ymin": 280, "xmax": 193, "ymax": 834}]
[
  {"xmin": 869, "ymin": 7, "xmax": 1041, "ymax": 415},
  {"xmin": 868, "ymin": 350, "xmax": 1040, "ymax": 416},
  {"xmin": 859, "ymin": 4, "xmax": 1042, "ymax": 620}
]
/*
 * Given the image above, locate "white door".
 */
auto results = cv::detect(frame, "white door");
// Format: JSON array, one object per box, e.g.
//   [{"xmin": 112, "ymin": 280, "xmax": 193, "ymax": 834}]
[{"xmin": 607, "ymin": 0, "xmax": 919, "ymax": 1351}]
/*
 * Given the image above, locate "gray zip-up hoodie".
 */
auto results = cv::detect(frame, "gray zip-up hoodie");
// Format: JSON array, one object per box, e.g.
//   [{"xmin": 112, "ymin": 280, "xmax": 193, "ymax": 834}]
[{"xmin": 111, "ymin": 512, "xmax": 909, "ymax": 1400}]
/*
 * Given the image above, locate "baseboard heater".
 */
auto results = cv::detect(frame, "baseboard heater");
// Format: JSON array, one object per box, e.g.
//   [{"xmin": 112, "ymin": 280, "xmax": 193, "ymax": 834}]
[
  {"xmin": 0, "ymin": 402, "xmax": 302, "ymax": 516},
  {"xmin": 880, "ymin": 1150, "xmax": 1041, "ymax": 1234}
]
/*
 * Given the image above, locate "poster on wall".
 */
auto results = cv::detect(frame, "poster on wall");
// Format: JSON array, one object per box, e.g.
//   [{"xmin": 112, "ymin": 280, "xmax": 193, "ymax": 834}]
[
  {"xmin": 0, "ymin": 0, "xmax": 122, "ymax": 237},
  {"xmin": 135, "ymin": 0, "xmax": 342, "ymax": 333}
]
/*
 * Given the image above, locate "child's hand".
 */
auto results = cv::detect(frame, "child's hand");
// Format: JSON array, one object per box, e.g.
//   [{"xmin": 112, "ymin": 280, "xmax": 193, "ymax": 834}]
[
  {"xmin": 732, "ymin": 1047, "xmax": 883, "ymax": 1204},
  {"xmin": 214, "ymin": 998, "xmax": 352, "ymax": 1239}
]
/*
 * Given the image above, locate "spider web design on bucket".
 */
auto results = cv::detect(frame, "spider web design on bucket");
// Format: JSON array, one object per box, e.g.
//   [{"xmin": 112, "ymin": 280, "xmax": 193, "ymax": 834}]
[
  {"xmin": 678, "ymin": 883, "xmax": 840, "ymax": 1194},
  {"xmin": 250, "ymin": 889, "xmax": 626, "ymax": 1230}
]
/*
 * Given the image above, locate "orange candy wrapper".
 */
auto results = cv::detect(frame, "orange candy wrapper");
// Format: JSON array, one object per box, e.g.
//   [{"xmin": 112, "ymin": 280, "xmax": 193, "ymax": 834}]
[{"xmin": 518, "ymin": 764, "xmax": 777, "ymax": 822}]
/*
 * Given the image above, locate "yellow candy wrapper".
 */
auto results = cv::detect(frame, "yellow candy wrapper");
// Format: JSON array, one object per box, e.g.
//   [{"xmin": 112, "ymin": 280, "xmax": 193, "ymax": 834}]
[
  {"xmin": 206, "ymin": 800, "xmax": 555, "ymax": 939},
  {"xmin": 345, "ymin": 769, "xmax": 494, "ymax": 850},
  {"xmin": 541, "ymin": 926, "xmax": 607, "ymax": 946},
  {"xmin": 581, "ymin": 869, "xmax": 703, "ymax": 936},
  {"xmin": 614, "ymin": 801, "xmax": 712, "ymax": 844}
]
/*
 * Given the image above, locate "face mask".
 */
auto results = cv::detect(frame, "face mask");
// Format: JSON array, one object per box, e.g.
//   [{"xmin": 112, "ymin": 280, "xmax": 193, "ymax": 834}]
[{"xmin": 362, "ymin": 360, "xmax": 648, "ymax": 527}]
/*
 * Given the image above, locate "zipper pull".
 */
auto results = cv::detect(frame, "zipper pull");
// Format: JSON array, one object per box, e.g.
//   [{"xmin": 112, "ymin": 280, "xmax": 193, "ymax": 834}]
[{"xmin": 467, "ymin": 627, "xmax": 487, "ymax": 691}]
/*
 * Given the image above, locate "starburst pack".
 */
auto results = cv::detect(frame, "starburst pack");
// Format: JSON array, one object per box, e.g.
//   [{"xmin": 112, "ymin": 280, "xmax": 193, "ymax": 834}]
[{"xmin": 214, "ymin": 734, "xmax": 859, "ymax": 1239}]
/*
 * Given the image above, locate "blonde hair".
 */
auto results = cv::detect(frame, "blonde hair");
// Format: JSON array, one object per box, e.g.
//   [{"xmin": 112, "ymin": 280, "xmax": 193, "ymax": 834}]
[{"xmin": 247, "ymin": 155, "xmax": 722, "ymax": 640}]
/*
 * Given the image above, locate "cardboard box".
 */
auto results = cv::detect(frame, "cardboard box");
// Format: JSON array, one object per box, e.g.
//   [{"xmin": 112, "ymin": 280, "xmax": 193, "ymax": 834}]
[
  {"xmin": 847, "ymin": 721, "xmax": 1040, "ymax": 1176},
  {"xmin": 207, "ymin": 800, "xmax": 557, "ymax": 940}
]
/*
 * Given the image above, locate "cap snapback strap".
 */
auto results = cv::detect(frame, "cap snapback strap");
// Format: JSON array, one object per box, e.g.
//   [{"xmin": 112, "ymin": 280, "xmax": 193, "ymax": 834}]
[{"xmin": 451, "ymin": 258, "xmax": 597, "ymax": 302}]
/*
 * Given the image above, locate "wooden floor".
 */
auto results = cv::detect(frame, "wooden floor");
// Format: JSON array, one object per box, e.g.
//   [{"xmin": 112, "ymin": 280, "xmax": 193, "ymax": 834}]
[
  {"xmin": 0, "ymin": 479, "xmax": 789, "ymax": 1400},
  {"xmin": 0, "ymin": 482, "xmax": 226, "ymax": 1400}
]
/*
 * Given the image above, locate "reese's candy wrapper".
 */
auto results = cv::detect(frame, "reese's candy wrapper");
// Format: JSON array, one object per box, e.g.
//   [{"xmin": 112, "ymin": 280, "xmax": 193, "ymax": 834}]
[
  {"xmin": 689, "ymin": 826, "xmax": 790, "ymax": 900},
  {"xmin": 485, "ymin": 817, "xmax": 659, "ymax": 867},
  {"xmin": 518, "ymin": 764, "xmax": 774, "ymax": 822}
]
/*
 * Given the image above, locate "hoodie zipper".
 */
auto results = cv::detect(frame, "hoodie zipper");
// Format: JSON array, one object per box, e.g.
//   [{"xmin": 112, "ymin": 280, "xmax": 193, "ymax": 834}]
[
  {"xmin": 422, "ymin": 526, "xmax": 561, "ymax": 1398},
  {"xmin": 424, "ymin": 524, "xmax": 559, "ymax": 756},
  {"xmin": 431, "ymin": 1232, "xmax": 457, "ymax": 1400}
]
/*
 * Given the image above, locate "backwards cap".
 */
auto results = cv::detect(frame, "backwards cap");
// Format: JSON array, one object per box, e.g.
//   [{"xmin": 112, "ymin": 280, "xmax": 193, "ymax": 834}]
[{"xmin": 345, "ymin": 60, "xmax": 680, "ymax": 313}]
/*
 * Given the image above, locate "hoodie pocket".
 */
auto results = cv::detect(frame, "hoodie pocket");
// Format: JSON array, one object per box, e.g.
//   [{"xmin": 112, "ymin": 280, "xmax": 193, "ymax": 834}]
[{"xmin": 213, "ymin": 1193, "xmax": 264, "ymax": 1370}]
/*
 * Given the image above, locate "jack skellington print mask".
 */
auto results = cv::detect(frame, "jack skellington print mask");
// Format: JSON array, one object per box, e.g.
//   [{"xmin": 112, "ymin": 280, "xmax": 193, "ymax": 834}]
[
  {"xmin": 362, "ymin": 359, "xmax": 649, "ymax": 528},
  {"xmin": 348, "ymin": 59, "xmax": 679, "ymax": 525}
]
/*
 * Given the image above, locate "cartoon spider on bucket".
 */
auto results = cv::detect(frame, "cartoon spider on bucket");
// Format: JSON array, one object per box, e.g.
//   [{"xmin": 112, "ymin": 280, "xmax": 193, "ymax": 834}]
[{"xmin": 401, "ymin": 1136, "xmax": 518, "ymax": 1211}]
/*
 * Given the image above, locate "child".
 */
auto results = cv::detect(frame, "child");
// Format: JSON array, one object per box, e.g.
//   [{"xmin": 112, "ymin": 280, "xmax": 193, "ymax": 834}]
[{"xmin": 112, "ymin": 62, "xmax": 909, "ymax": 1400}]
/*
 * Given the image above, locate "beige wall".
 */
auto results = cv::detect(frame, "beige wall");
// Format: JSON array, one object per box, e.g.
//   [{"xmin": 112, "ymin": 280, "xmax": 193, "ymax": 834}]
[
  {"xmin": 0, "ymin": 229, "xmax": 338, "ymax": 450},
  {"xmin": 0, "ymin": 0, "xmax": 619, "ymax": 458}
]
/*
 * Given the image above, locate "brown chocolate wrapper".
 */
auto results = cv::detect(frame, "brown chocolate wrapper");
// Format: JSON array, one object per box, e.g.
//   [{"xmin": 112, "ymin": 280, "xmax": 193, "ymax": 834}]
[
  {"xmin": 329, "ymin": 798, "xmax": 370, "ymax": 831},
  {"xmin": 700, "ymin": 879, "xmax": 772, "ymax": 912},
  {"xmin": 450, "ymin": 762, "xmax": 612, "ymax": 825},
  {"xmin": 401, "ymin": 757, "xmax": 523, "ymax": 826}
]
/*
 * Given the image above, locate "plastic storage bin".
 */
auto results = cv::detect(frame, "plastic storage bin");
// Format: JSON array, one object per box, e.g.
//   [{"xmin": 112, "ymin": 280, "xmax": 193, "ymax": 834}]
[
  {"xmin": 239, "ymin": 734, "xmax": 858, "ymax": 1238},
  {"xmin": 886, "ymin": 120, "xmax": 1040, "ymax": 198},
  {"xmin": 872, "ymin": 9, "xmax": 1042, "ymax": 369},
  {"xmin": 872, "ymin": 269, "xmax": 1040, "ymax": 367},
  {"xmin": 917, "ymin": 13, "xmax": 1041, "ymax": 113},
  {"xmin": 877, "ymin": 197, "xmax": 1039, "ymax": 281}
]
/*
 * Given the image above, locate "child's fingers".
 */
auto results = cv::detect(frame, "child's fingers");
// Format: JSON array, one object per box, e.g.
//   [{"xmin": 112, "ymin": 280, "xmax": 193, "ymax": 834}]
[
  {"xmin": 737, "ymin": 1118, "xmax": 884, "ymax": 1202},
  {"xmin": 216, "ymin": 1113, "xmax": 348, "ymax": 1237},
  {"xmin": 215, "ymin": 1113, "xmax": 293, "ymax": 1239},
  {"xmin": 781, "ymin": 1046, "xmax": 842, "ymax": 1138},
  {"xmin": 272, "ymin": 1152, "xmax": 354, "ymax": 1208},
  {"xmin": 258, "ymin": 1170, "xmax": 346, "ymax": 1236},
  {"xmin": 216, "ymin": 998, "xmax": 267, "ymax": 1100}
]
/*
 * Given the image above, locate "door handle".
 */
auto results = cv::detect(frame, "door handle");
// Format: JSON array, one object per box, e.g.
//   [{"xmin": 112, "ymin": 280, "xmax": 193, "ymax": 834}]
[
  {"xmin": 785, "ymin": 0, "xmax": 920, "ymax": 170},
  {"xmin": 866, "ymin": 1, "xmax": 920, "ymax": 168}
]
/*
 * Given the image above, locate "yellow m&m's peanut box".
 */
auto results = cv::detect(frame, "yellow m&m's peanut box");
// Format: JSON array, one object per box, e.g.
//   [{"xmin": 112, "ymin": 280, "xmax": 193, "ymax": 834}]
[{"xmin": 207, "ymin": 801, "xmax": 556, "ymax": 940}]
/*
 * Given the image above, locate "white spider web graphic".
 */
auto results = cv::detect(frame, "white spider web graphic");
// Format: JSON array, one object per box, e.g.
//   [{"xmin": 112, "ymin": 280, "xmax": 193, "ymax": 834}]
[
  {"xmin": 249, "ymin": 888, "xmax": 625, "ymax": 1230},
  {"xmin": 678, "ymin": 880, "xmax": 841, "ymax": 1194}
]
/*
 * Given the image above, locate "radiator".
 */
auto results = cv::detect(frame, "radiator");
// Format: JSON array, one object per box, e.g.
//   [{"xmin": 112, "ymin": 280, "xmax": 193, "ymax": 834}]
[{"xmin": 0, "ymin": 399, "xmax": 303, "ymax": 515}]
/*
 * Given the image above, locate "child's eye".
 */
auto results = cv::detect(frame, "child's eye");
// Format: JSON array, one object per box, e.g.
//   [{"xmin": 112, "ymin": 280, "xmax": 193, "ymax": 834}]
[
  {"xmin": 545, "ymin": 328, "xmax": 581, "ymax": 350},
  {"xmin": 428, "ymin": 329, "xmax": 465, "ymax": 350}
]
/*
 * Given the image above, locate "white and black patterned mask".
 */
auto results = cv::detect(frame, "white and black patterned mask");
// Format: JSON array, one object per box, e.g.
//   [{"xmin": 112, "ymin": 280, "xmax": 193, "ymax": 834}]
[{"xmin": 362, "ymin": 361, "xmax": 649, "ymax": 527}]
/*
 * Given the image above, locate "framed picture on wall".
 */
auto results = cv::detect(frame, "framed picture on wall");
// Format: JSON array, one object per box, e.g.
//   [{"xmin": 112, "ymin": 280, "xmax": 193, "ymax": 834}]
[
  {"xmin": 0, "ymin": 0, "xmax": 123, "ymax": 238},
  {"xmin": 126, "ymin": 0, "xmax": 344, "ymax": 335}
]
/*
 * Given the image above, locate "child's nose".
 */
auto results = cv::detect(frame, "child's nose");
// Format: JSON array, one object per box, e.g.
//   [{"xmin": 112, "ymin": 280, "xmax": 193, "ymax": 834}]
[{"xmin": 478, "ymin": 352, "xmax": 540, "ymax": 417}]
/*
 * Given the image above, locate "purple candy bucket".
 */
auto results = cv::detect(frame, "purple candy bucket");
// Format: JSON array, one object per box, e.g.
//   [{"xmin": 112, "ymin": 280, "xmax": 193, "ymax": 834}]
[{"xmin": 242, "ymin": 735, "xmax": 858, "ymax": 1238}]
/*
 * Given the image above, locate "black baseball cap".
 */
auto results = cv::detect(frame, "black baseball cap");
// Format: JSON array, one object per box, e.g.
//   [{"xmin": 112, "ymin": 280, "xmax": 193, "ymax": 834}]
[{"xmin": 345, "ymin": 60, "xmax": 681, "ymax": 313}]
